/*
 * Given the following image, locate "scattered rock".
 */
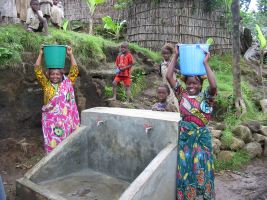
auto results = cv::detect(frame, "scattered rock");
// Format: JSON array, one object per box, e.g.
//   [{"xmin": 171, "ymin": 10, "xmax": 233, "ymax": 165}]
[
  {"xmin": 260, "ymin": 99, "xmax": 267, "ymax": 113},
  {"xmin": 211, "ymin": 130, "xmax": 222, "ymax": 139},
  {"xmin": 218, "ymin": 151, "xmax": 234, "ymax": 162},
  {"xmin": 230, "ymin": 137, "xmax": 245, "ymax": 151},
  {"xmin": 232, "ymin": 125, "xmax": 253, "ymax": 143},
  {"xmin": 242, "ymin": 120, "xmax": 262, "ymax": 133},
  {"xmin": 260, "ymin": 120, "xmax": 267, "ymax": 126},
  {"xmin": 259, "ymin": 126, "xmax": 267, "ymax": 137},
  {"xmin": 214, "ymin": 123, "xmax": 226, "ymax": 131},
  {"xmin": 212, "ymin": 138, "xmax": 222, "ymax": 155},
  {"xmin": 253, "ymin": 133, "xmax": 266, "ymax": 143},
  {"xmin": 263, "ymin": 140, "xmax": 267, "ymax": 157},
  {"xmin": 232, "ymin": 125, "xmax": 252, "ymax": 143},
  {"xmin": 244, "ymin": 142, "xmax": 262, "ymax": 158}
]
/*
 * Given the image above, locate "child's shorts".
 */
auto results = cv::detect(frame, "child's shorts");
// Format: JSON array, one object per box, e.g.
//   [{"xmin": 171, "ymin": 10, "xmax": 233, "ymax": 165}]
[{"xmin": 114, "ymin": 76, "xmax": 131, "ymax": 87}]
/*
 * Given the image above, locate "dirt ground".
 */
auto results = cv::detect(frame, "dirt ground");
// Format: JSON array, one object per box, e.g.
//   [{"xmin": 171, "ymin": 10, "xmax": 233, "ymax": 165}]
[
  {"xmin": 0, "ymin": 131, "xmax": 45, "ymax": 200},
  {"xmin": 1, "ymin": 132, "xmax": 267, "ymax": 200},
  {"xmin": 0, "ymin": 73, "xmax": 266, "ymax": 200},
  {"xmin": 215, "ymin": 157, "xmax": 267, "ymax": 200}
]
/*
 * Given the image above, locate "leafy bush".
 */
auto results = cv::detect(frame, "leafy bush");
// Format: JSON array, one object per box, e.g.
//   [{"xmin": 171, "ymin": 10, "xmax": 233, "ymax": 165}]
[
  {"xmin": 104, "ymin": 68, "xmax": 146, "ymax": 101},
  {"xmin": 104, "ymin": 86, "xmax": 113, "ymax": 97},
  {"xmin": 102, "ymin": 16, "xmax": 126, "ymax": 40},
  {"xmin": 131, "ymin": 68, "xmax": 146, "ymax": 97}
]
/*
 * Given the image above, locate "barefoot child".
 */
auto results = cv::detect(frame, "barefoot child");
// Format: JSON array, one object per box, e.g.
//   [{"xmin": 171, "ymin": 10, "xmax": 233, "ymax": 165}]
[
  {"xmin": 159, "ymin": 44, "xmax": 179, "ymax": 111},
  {"xmin": 110, "ymin": 42, "xmax": 134, "ymax": 102},
  {"xmin": 166, "ymin": 44, "xmax": 217, "ymax": 200},
  {"xmin": 26, "ymin": 0, "xmax": 48, "ymax": 35},
  {"xmin": 34, "ymin": 45, "xmax": 80, "ymax": 153},
  {"xmin": 152, "ymin": 84, "xmax": 177, "ymax": 112}
]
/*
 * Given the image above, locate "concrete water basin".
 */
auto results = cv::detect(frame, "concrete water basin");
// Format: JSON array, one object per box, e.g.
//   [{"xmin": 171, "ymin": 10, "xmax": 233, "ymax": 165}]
[{"xmin": 16, "ymin": 107, "xmax": 180, "ymax": 200}]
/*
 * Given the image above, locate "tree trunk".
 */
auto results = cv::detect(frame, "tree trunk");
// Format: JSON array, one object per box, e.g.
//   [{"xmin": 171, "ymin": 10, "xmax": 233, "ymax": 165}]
[
  {"xmin": 88, "ymin": 17, "xmax": 93, "ymax": 34},
  {"xmin": 231, "ymin": 0, "xmax": 247, "ymax": 115},
  {"xmin": 259, "ymin": 49, "xmax": 263, "ymax": 85}
]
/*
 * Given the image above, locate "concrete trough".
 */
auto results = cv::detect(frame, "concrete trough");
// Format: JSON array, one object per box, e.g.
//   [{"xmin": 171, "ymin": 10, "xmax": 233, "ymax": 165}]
[{"xmin": 16, "ymin": 107, "xmax": 180, "ymax": 200}]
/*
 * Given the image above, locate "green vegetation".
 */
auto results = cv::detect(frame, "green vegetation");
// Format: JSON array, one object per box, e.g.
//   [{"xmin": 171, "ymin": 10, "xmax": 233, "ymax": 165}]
[
  {"xmin": 209, "ymin": 53, "xmax": 266, "ymax": 171},
  {"xmin": 0, "ymin": 25, "xmax": 161, "ymax": 68},
  {"xmin": 129, "ymin": 43, "xmax": 161, "ymax": 63},
  {"xmin": 1, "ymin": 24, "xmax": 266, "ymax": 172},
  {"xmin": 209, "ymin": 53, "xmax": 266, "ymax": 122},
  {"xmin": 84, "ymin": 0, "xmax": 106, "ymax": 34},
  {"xmin": 102, "ymin": 16, "xmax": 126, "ymax": 40},
  {"xmin": 208, "ymin": 53, "xmax": 265, "ymax": 171},
  {"xmin": 215, "ymin": 150, "xmax": 251, "ymax": 171},
  {"xmin": 104, "ymin": 68, "xmax": 146, "ymax": 101}
]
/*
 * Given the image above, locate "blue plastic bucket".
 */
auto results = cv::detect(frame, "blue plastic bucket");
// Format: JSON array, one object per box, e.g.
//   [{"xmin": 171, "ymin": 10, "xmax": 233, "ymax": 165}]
[
  {"xmin": 43, "ymin": 45, "xmax": 66, "ymax": 69},
  {"xmin": 179, "ymin": 44, "xmax": 209, "ymax": 76}
]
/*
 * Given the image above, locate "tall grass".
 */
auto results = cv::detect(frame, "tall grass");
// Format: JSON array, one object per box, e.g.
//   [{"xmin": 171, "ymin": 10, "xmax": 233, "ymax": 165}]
[
  {"xmin": 214, "ymin": 150, "xmax": 251, "ymax": 171},
  {"xmin": 0, "ymin": 25, "xmax": 161, "ymax": 68}
]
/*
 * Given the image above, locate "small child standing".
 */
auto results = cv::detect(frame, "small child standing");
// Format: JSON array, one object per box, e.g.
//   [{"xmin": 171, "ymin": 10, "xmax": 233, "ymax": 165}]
[
  {"xmin": 51, "ymin": 0, "xmax": 64, "ymax": 28},
  {"xmin": 109, "ymin": 42, "xmax": 134, "ymax": 102},
  {"xmin": 152, "ymin": 84, "xmax": 177, "ymax": 112},
  {"xmin": 26, "ymin": 0, "xmax": 48, "ymax": 35},
  {"xmin": 159, "ymin": 44, "xmax": 179, "ymax": 111}
]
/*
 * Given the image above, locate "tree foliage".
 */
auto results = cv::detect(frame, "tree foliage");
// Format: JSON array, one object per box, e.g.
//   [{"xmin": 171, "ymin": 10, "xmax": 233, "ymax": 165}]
[
  {"xmin": 257, "ymin": 0, "xmax": 267, "ymax": 13},
  {"xmin": 102, "ymin": 16, "xmax": 126, "ymax": 40},
  {"xmin": 114, "ymin": 0, "xmax": 133, "ymax": 10},
  {"xmin": 84, "ymin": 0, "xmax": 106, "ymax": 34},
  {"xmin": 240, "ymin": 0, "xmax": 251, "ymax": 11}
]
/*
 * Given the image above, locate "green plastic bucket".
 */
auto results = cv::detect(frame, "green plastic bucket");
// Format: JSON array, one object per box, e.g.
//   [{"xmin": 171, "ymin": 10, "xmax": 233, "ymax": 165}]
[{"xmin": 43, "ymin": 45, "xmax": 67, "ymax": 69}]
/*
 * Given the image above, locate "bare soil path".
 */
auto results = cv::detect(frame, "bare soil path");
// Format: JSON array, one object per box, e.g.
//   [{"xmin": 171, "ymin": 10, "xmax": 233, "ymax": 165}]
[{"xmin": 215, "ymin": 157, "xmax": 267, "ymax": 200}]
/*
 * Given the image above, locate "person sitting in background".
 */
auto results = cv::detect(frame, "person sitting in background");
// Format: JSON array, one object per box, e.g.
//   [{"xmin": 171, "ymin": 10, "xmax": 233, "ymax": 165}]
[
  {"xmin": 39, "ymin": 0, "xmax": 53, "ymax": 20},
  {"xmin": 51, "ymin": 0, "xmax": 64, "ymax": 28},
  {"xmin": 16, "ymin": 0, "xmax": 31, "ymax": 22},
  {"xmin": 152, "ymin": 84, "xmax": 178, "ymax": 112},
  {"xmin": 26, "ymin": 0, "xmax": 48, "ymax": 35},
  {"xmin": 57, "ymin": 1, "xmax": 64, "ymax": 13}
]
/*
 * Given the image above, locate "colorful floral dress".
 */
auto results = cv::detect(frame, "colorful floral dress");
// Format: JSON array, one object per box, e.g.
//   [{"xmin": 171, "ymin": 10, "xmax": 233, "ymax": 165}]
[
  {"xmin": 35, "ymin": 66, "xmax": 80, "ymax": 153},
  {"xmin": 174, "ymin": 81, "xmax": 216, "ymax": 200}
]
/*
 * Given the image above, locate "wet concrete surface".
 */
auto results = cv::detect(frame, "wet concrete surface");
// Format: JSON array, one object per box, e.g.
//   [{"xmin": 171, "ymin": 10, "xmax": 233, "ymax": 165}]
[
  {"xmin": 39, "ymin": 169, "xmax": 130, "ymax": 200},
  {"xmin": 215, "ymin": 157, "xmax": 267, "ymax": 200}
]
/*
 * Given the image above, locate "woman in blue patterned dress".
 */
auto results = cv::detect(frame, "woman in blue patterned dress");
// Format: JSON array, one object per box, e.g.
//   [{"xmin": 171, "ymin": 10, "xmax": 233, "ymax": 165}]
[{"xmin": 166, "ymin": 45, "xmax": 217, "ymax": 200}]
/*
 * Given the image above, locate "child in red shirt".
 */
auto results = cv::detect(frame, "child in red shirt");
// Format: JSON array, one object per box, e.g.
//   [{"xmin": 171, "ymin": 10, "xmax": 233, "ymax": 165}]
[{"xmin": 110, "ymin": 42, "xmax": 134, "ymax": 102}]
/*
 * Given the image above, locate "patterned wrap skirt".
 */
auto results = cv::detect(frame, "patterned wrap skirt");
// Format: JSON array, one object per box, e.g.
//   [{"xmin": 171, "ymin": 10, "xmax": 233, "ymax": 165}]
[
  {"xmin": 176, "ymin": 120, "xmax": 215, "ymax": 200},
  {"xmin": 41, "ymin": 78, "xmax": 80, "ymax": 153}
]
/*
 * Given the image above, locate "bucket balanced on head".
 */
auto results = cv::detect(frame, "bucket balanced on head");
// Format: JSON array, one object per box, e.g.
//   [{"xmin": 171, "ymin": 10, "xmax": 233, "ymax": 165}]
[
  {"xmin": 43, "ymin": 45, "xmax": 67, "ymax": 68},
  {"xmin": 179, "ymin": 44, "xmax": 209, "ymax": 76}
]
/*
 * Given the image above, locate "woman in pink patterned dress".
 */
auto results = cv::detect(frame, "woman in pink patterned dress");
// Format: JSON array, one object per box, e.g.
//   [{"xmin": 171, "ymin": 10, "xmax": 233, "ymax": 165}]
[{"xmin": 34, "ymin": 46, "xmax": 80, "ymax": 153}]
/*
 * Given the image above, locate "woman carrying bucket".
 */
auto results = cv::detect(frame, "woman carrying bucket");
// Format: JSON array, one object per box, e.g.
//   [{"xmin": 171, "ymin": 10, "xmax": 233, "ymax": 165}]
[
  {"xmin": 166, "ymin": 44, "xmax": 217, "ymax": 200},
  {"xmin": 34, "ymin": 45, "xmax": 80, "ymax": 153}
]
